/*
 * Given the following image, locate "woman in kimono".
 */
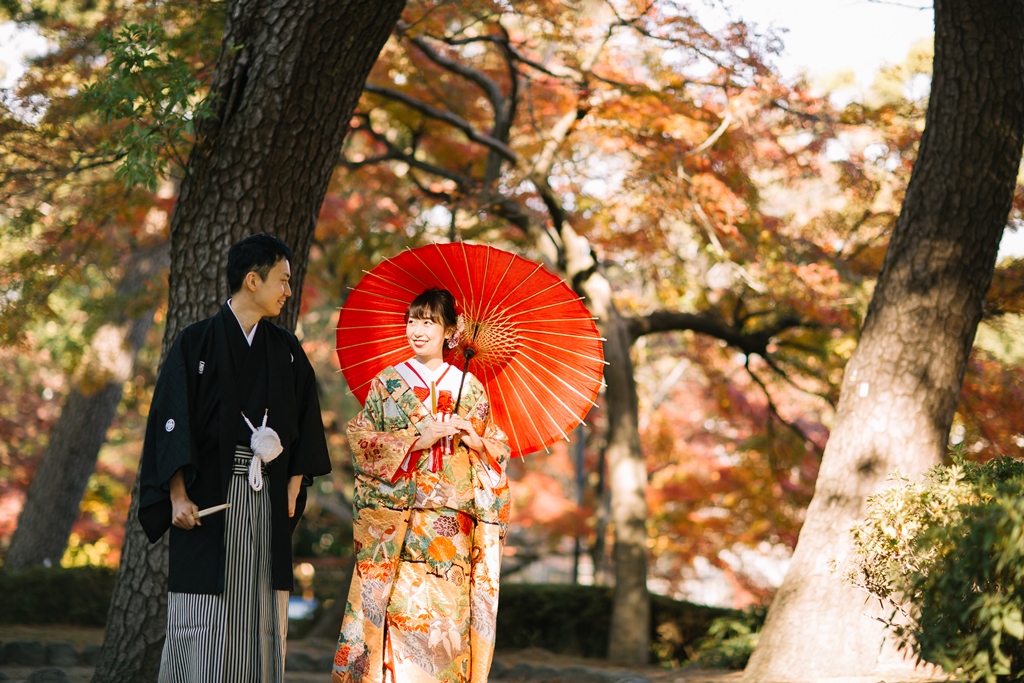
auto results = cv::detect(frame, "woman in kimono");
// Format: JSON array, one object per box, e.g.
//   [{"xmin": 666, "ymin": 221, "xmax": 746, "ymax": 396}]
[{"xmin": 333, "ymin": 288, "xmax": 511, "ymax": 683}]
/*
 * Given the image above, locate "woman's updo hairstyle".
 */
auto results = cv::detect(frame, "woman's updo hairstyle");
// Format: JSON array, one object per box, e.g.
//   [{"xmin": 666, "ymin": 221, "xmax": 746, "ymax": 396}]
[{"xmin": 406, "ymin": 287, "xmax": 458, "ymax": 331}]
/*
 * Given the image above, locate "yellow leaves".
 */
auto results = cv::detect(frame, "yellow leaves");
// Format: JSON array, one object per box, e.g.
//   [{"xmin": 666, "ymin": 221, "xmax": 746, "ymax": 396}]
[
  {"xmin": 1002, "ymin": 609, "xmax": 1024, "ymax": 641},
  {"xmin": 904, "ymin": 38, "xmax": 934, "ymax": 77},
  {"xmin": 818, "ymin": 69, "xmax": 858, "ymax": 94},
  {"xmin": 61, "ymin": 534, "xmax": 117, "ymax": 568},
  {"xmin": 882, "ymin": 523, "xmax": 901, "ymax": 540}
]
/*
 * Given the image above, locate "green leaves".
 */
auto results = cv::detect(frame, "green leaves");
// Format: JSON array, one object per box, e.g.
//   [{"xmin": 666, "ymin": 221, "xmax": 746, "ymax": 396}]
[
  {"xmin": 82, "ymin": 21, "xmax": 212, "ymax": 190},
  {"xmin": 847, "ymin": 454, "xmax": 1024, "ymax": 682}
]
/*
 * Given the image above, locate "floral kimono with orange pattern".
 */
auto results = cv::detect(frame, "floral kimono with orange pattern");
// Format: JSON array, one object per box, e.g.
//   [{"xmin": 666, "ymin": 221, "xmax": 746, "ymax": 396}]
[{"xmin": 333, "ymin": 365, "xmax": 511, "ymax": 683}]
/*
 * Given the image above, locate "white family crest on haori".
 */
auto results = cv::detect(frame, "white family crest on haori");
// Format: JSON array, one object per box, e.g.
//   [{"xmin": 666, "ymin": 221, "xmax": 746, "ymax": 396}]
[{"xmin": 241, "ymin": 409, "xmax": 283, "ymax": 491}]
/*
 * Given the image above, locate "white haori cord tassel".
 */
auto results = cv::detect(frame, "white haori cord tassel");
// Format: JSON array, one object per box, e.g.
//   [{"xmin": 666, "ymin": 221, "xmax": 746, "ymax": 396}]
[{"xmin": 242, "ymin": 409, "xmax": 283, "ymax": 491}]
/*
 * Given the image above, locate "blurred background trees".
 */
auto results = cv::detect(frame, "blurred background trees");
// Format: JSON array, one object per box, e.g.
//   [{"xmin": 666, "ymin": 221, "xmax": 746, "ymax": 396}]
[{"xmin": 2, "ymin": 0, "xmax": 1024, "ymax": 677}]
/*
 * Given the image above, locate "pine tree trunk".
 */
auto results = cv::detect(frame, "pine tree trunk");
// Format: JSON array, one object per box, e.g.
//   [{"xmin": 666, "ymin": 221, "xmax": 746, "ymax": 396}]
[
  {"xmin": 4, "ymin": 244, "xmax": 167, "ymax": 571},
  {"xmin": 744, "ymin": 1, "xmax": 1024, "ymax": 680},
  {"xmin": 92, "ymin": 2, "xmax": 406, "ymax": 681}
]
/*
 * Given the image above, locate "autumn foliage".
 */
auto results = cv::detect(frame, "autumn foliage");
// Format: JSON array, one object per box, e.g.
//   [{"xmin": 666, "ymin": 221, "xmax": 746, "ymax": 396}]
[{"xmin": 1, "ymin": 0, "xmax": 1022, "ymax": 619}]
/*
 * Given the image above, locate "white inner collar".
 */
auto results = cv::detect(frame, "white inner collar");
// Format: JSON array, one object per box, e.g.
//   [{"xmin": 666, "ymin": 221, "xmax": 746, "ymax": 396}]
[
  {"xmin": 227, "ymin": 298, "xmax": 257, "ymax": 346},
  {"xmin": 404, "ymin": 357, "xmax": 450, "ymax": 382}
]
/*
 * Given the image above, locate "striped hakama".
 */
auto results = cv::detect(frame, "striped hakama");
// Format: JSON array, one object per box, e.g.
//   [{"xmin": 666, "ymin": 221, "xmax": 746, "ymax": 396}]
[{"xmin": 159, "ymin": 446, "xmax": 289, "ymax": 683}]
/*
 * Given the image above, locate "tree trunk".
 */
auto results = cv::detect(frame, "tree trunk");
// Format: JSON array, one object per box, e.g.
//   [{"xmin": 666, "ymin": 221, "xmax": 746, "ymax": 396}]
[
  {"xmin": 92, "ymin": 3, "xmax": 406, "ymax": 681},
  {"xmin": 4, "ymin": 243, "xmax": 167, "ymax": 571},
  {"xmin": 744, "ymin": 1, "xmax": 1024, "ymax": 680},
  {"xmin": 560, "ymin": 227, "xmax": 651, "ymax": 665},
  {"xmin": 602, "ymin": 309, "xmax": 651, "ymax": 665}
]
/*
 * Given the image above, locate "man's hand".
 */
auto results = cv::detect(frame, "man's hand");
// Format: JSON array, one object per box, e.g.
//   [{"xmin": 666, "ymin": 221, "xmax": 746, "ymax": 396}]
[
  {"xmin": 169, "ymin": 469, "xmax": 200, "ymax": 530},
  {"xmin": 288, "ymin": 474, "xmax": 303, "ymax": 517}
]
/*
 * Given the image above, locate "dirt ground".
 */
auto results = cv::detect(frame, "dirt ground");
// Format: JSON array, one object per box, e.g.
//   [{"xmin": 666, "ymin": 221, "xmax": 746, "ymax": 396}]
[
  {"xmin": 0, "ymin": 625, "xmax": 740, "ymax": 683},
  {"xmin": 0, "ymin": 625, "xmax": 947, "ymax": 683}
]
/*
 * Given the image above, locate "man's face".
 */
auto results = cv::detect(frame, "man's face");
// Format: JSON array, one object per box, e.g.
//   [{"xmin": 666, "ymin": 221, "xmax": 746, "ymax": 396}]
[{"xmin": 251, "ymin": 258, "xmax": 292, "ymax": 318}]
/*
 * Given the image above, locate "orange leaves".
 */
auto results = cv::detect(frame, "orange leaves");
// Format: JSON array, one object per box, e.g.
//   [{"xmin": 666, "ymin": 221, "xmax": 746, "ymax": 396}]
[
  {"xmin": 780, "ymin": 262, "xmax": 847, "ymax": 320},
  {"xmin": 308, "ymin": 0, "xmax": 951, "ymax": 606},
  {"xmin": 688, "ymin": 172, "xmax": 749, "ymax": 237},
  {"xmin": 956, "ymin": 346, "xmax": 1024, "ymax": 460},
  {"xmin": 508, "ymin": 438, "xmax": 591, "ymax": 543},
  {"xmin": 985, "ymin": 258, "xmax": 1024, "ymax": 317}
]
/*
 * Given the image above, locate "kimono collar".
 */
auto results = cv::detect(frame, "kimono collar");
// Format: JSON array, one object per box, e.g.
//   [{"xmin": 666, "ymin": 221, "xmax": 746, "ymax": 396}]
[
  {"xmin": 396, "ymin": 358, "xmax": 467, "ymax": 397},
  {"xmin": 403, "ymin": 358, "xmax": 451, "ymax": 382},
  {"xmin": 377, "ymin": 366, "xmax": 434, "ymax": 435},
  {"xmin": 226, "ymin": 298, "xmax": 258, "ymax": 346}
]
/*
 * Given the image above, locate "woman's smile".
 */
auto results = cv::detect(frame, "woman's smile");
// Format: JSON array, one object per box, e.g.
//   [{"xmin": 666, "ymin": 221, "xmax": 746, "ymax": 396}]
[{"xmin": 406, "ymin": 316, "xmax": 446, "ymax": 365}]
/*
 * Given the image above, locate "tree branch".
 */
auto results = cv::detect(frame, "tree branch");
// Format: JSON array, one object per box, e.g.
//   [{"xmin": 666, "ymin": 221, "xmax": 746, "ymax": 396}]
[
  {"xmin": 760, "ymin": 351, "xmax": 837, "ymax": 408},
  {"xmin": 745, "ymin": 357, "xmax": 825, "ymax": 456},
  {"xmin": 364, "ymin": 84, "xmax": 517, "ymax": 161},
  {"xmin": 341, "ymin": 118, "xmax": 477, "ymax": 189},
  {"xmin": 626, "ymin": 309, "xmax": 808, "ymax": 354},
  {"xmin": 399, "ymin": 22, "xmax": 505, "ymax": 109}
]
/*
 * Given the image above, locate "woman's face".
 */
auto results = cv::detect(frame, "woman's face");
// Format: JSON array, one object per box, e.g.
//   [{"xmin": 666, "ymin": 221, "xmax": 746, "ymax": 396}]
[{"xmin": 406, "ymin": 315, "xmax": 446, "ymax": 362}]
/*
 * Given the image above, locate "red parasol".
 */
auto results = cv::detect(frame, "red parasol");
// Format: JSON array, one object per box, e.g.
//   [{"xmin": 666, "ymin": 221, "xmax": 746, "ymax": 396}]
[{"xmin": 336, "ymin": 242, "xmax": 605, "ymax": 458}]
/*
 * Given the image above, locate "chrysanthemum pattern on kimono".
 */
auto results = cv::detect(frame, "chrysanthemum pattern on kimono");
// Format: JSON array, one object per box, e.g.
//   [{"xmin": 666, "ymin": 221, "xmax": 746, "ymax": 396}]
[{"xmin": 333, "ymin": 363, "xmax": 510, "ymax": 683}]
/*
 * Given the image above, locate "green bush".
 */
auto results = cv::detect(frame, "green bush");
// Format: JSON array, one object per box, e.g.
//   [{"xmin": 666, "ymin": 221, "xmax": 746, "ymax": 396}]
[
  {"xmin": 847, "ymin": 454, "xmax": 1024, "ymax": 683},
  {"xmin": 494, "ymin": 583, "xmax": 735, "ymax": 665},
  {"xmin": 0, "ymin": 565, "xmax": 117, "ymax": 625},
  {"xmin": 687, "ymin": 607, "xmax": 765, "ymax": 669}
]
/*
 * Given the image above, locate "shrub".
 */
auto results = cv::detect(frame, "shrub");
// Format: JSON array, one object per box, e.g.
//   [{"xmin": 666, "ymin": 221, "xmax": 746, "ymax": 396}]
[
  {"xmin": 687, "ymin": 607, "xmax": 766, "ymax": 669},
  {"xmin": 494, "ymin": 583, "xmax": 735, "ymax": 665},
  {"xmin": 495, "ymin": 584, "xmax": 613, "ymax": 658},
  {"xmin": 846, "ymin": 454, "xmax": 1024, "ymax": 683},
  {"xmin": 0, "ymin": 565, "xmax": 117, "ymax": 625},
  {"xmin": 650, "ymin": 592, "xmax": 749, "ymax": 666}
]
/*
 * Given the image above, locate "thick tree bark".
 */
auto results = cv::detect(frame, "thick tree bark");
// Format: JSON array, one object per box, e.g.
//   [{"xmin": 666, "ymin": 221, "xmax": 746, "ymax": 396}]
[
  {"xmin": 744, "ymin": 1, "xmax": 1024, "ymax": 680},
  {"xmin": 92, "ymin": 2, "xmax": 406, "ymax": 681},
  {"xmin": 4, "ymin": 244, "xmax": 167, "ymax": 571}
]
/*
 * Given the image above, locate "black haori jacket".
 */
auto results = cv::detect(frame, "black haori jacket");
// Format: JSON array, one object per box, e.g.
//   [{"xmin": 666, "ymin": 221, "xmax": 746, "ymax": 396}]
[{"xmin": 138, "ymin": 303, "xmax": 331, "ymax": 593}]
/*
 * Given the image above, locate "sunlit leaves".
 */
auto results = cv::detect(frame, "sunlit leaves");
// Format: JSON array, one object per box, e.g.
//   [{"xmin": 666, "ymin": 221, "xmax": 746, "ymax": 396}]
[
  {"xmin": 847, "ymin": 456, "xmax": 1024, "ymax": 682},
  {"xmin": 0, "ymin": 2, "xmax": 216, "ymax": 344},
  {"xmin": 83, "ymin": 21, "xmax": 213, "ymax": 190}
]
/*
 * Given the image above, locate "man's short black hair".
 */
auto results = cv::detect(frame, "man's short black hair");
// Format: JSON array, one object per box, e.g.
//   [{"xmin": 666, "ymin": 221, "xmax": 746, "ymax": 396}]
[{"xmin": 227, "ymin": 234, "xmax": 293, "ymax": 294}]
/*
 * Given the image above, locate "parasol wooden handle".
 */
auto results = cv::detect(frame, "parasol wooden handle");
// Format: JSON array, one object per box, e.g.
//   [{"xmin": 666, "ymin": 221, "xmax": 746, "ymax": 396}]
[{"xmin": 454, "ymin": 347, "xmax": 476, "ymax": 410}]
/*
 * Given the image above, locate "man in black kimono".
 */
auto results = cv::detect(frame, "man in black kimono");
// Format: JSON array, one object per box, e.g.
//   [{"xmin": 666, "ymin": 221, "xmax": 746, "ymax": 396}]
[{"xmin": 138, "ymin": 233, "xmax": 331, "ymax": 683}]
